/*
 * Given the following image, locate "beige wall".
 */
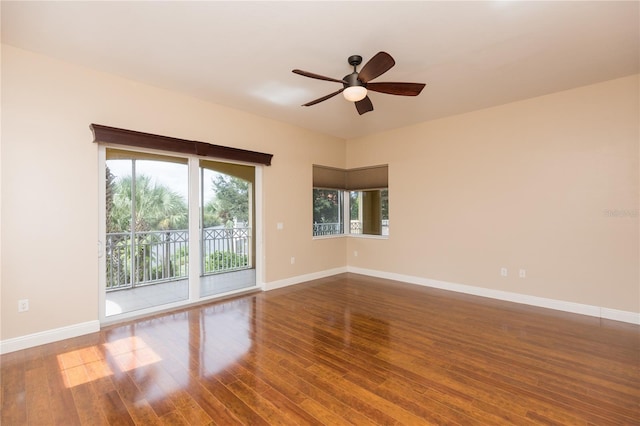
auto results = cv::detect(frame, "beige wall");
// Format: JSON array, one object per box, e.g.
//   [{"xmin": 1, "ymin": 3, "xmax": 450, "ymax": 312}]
[
  {"xmin": 346, "ymin": 74, "xmax": 639, "ymax": 312},
  {"xmin": 2, "ymin": 44, "xmax": 638, "ymax": 344},
  {"xmin": 0, "ymin": 45, "xmax": 346, "ymax": 340}
]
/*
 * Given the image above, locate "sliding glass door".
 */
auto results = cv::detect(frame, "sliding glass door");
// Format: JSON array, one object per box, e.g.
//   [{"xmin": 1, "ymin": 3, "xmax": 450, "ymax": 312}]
[
  {"xmin": 199, "ymin": 160, "xmax": 256, "ymax": 297},
  {"xmin": 101, "ymin": 148, "xmax": 258, "ymax": 320},
  {"xmin": 104, "ymin": 150, "xmax": 190, "ymax": 316}
]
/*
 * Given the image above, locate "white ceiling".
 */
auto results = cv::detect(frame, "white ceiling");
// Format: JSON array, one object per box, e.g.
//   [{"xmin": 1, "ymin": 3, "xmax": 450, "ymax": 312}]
[{"xmin": 2, "ymin": 1, "xmax": 638, "ymax": 140}]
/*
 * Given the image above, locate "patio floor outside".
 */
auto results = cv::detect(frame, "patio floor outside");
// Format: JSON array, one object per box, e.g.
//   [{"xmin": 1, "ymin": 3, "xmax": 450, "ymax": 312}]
[{"xmin": 106, "ymin": 269, "xmax": 256, "ymax": 316}]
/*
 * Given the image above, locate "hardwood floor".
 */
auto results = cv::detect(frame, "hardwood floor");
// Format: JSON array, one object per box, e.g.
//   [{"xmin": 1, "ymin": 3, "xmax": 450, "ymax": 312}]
[{"xmin": 2, "ymin": 273, "xmax": 639, "ymax": 425}]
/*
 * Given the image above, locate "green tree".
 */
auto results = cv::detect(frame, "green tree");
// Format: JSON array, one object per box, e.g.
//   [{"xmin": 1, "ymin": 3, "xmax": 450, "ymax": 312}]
[
  {"xmin": 204, "ymin": 251, "xmax": 248, "ymax": 273},
  {"xmin": 202, "ymin": 202, "xmax": 221, "ymax": 228},
  {"xmin": 108, "ymin": 174, "xmax": 188, "ymax": 232},
  {"xmin": 106, "ymin": 165, "xmax": 116, "ymax": 233},
  {"xmin": 106, "ymin": 173, "xmax": 188, "ymax": 287},
  {"xmin": 350, "ymin": 191, "xmax": 359, "ymax": 220},
  {"xmin": 381, "ymin": 189, "xmax": 389, "ymax": 220},
  {"xmin": 313, "ymin": 189, "xmax": 341, "ymax": 223},
  {"xmin": 207, "ymin": 174, "xmax": 249, "ymax": 227}
]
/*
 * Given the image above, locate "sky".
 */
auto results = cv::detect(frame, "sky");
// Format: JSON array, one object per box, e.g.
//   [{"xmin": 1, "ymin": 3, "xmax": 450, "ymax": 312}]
[{"xmin": 107, "ymin": 159, "xmax": 218, "ymax": 204}]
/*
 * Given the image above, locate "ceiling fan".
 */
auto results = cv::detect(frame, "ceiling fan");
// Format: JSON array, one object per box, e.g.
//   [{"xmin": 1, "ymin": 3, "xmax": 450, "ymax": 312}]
[{"xmin": 292, "ymin": 51, "xmax": 425, "ymax": 115}]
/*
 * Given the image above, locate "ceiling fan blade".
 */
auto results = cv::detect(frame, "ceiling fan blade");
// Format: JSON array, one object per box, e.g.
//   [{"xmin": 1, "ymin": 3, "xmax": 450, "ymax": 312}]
[
  {"xmin": 355, "ymin": 96, "xmax": 374, "ymax": 115},
  {"xmin": 302, "ymin": 88, "xmax": 344, "ymax": 107},
  {"xmin": 292, "ymin": 69, "xmax": 346, "ymax": 84},
  {"xmin": 358, "ymin": 52, "xmax": 395, "ymax": 83},
  {"xmin": 366, "ymin": 82, "xmax": 426, "ymax": 96}
]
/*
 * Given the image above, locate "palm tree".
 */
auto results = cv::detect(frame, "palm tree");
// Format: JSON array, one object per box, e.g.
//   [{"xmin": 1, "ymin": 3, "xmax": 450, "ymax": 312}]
[
  {"xmin": 107, "ymin": 173, "xmax": 188, "ymax": 285},
  {"xmin": 202, "ymin": 202, "xmax": 221, "ymax": 228},
  {"xmin": 106, "ymin": 166, "xmax": 116, "ymax": 233},
  {"xmin": 109, "ymin": 174, "xmax": 187, "ymax": 232}
]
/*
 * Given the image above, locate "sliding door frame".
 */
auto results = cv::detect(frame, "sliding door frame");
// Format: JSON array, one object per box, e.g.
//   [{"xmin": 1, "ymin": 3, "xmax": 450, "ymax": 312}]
[{"xmin": 98, "ymin": 144, "xmax": 264, "ymax": 325}]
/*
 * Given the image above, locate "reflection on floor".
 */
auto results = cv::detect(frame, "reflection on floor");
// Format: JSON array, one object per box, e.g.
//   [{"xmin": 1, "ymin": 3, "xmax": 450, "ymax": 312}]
[
  {"xmin": 4, "ymin": 273, "xmax": 638, "ymax": 425},
  {"xmin": 106, "ymin": 269, "xmax": 256, "ymax": 316}
]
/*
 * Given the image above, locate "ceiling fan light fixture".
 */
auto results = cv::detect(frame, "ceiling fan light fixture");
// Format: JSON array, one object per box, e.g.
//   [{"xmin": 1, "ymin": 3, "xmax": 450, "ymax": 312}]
[
  {"xmin": 293, "ymin": 52, "xmax": 424, "ymax": 114},
  {"xmin": 343, "ymin": 86, "xmax": 367, "ymax": 102}
]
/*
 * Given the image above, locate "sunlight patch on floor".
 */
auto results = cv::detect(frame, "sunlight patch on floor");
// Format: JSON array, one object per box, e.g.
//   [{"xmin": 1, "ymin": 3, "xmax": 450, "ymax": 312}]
[
  {"xmin": 57, "ymin": 336, "xmax": 162, "ymax": 388},
  {"xmin": 57, "ymin": 346, "xmax": 114, "ymax": 388}
]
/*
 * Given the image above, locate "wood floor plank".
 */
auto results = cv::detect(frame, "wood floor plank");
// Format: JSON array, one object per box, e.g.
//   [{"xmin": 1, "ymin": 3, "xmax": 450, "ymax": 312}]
[
  {"xmin": 157, "ymin": 410, "xmax": 189, "ymax": 426},
  {"xmin": 98, "ymin": 390, "xmax": 135, "ymax": 426},
  {"xmin": 2, "ymin": 273, "xmax": 638, "ymax": 425},
  {"xmin": 239, "ymin": 349, "xmax": 380, "ymax": 425},
  {"xmin": 259, "ymin": 388, "xmax": 324, "ymax": 426},
  {"xmin": 126, "ymin": 365, "xmax": 177, "ymax": 417},
  {"xmin": 171, "ymin": 396, "xmax": 214, "ymax": 426},
  {"xmin": 235, "ymin": 352, "xmax": 311, "ymax": 405},
  {"xmin": 24, "ymin": 366, "xmax": 53, "ymax": 425},
  {"xmin": 177, "ymin": 376, "xmax": 244, "ymax": 425},
  {"xmin": 198, "ymin": 375, "xmax": 269, "ymax": 425},
  {"xmin": 225, "ymin": 378, "xmax": 310, "ymax": 425},
  {"xmin": 278, "ymin": 357, "xmax": 424, "ymax": 425},
  {"xmin": 71, "ymin": 383, "xmax": 110, "ymax": 426},
  {"xmin": 44, "ymin": 358, "xmax": 83, "ymax": 426},
  {"xmin": 298, "ymin": 397, "xmax": 357, "ymax": 425},
  {"xmin": 1, "ymin": 353, "xmax": 28, "ymax": 426}
]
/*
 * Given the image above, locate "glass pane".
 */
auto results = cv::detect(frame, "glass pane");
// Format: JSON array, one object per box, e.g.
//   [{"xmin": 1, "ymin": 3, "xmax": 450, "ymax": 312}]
[
  {"xmin": 381, "ymin": 188, "xmax": 389, "ymax": 236},
  {"xmin": 105, "ymin": 151, "xmax": 189, "ymax": 316},
  {"xmin": 200, "ymin": 162, "xmax": 256, "ymax": 297},
  {"xmin": 350, "ymin": 189, "xmax": 389, "ymax": 236},
  {"xmin": 313, "ymin": 189, "xmax": 344, "ymax": 236}
]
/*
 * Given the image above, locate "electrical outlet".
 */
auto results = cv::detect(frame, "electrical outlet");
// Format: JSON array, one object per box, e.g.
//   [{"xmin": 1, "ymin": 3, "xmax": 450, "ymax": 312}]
[
  {"xmin": 519, "ymin": 269, "xmax": 526, "ymax": 278},
  {"xmin": 354, "ymin": 251, "xmax": 358, "ymax": 257},
  {"xmin": 290, "ymin": 257, "xmax": 295, "ymax": 265},
  {"xmin": 18, "ymin": 299, "xmax": 29, "ymax": 312},
  {"xmin": 500, "ymin": 267, "xmax": 508, "ymax": 277}
]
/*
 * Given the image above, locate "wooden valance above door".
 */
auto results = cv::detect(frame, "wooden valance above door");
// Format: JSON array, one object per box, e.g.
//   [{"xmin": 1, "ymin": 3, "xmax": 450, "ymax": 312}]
[{"xmin": 90, "ymin": 124, "xmax": 273, "ymax": 166}]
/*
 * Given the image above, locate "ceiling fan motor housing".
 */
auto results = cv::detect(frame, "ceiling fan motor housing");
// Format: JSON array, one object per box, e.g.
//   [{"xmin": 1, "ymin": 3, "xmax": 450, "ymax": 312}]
[
  {"xmin": 344, "ymin": 72, "xmax": 365, "ymax": 89},
  {"xmin": 345, "ymin": 55, "xmax": 365, "ymax": 88}
]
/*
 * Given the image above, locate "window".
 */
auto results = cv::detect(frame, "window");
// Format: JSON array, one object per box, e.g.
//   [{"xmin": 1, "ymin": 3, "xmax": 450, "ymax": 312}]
[
  {"xmin": 313, "ymin": 165, "xmax": 388, "ymax": 237},
  {"xmin": 313, "ymin": 189, "xmax": 344, "ymax": 236}
]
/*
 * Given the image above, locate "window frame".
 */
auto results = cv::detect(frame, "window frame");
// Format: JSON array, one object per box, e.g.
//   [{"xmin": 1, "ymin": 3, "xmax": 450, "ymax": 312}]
[
  {"xmin": 312, "ymin": 164, "xmax": 389, "ymax": 240},
  {"xmin": 312, "ymin": 188, "xmax": 389, "ymax": 240}
]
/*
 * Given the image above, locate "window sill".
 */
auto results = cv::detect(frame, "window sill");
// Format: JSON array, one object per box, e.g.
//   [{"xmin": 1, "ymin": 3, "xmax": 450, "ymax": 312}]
[
  {"xmin": 348, "ymin": 234, "xmax": 389, "ymax": 240},
  {"xmin": 312, "ymin": 234, "xmax": 345, "ymax": 240},
  {"xmin": 312, "ymin": 234, "xmax": 389, "ymax": 240}
]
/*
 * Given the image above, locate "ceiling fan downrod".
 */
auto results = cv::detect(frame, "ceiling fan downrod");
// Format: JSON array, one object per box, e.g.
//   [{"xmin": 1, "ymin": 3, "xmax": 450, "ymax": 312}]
[{"xmin": 344, "ymin": 54, "xmax": 365, "ymax": 89}]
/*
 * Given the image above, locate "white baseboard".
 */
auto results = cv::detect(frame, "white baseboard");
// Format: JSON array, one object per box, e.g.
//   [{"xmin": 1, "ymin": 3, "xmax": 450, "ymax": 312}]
[
  {"xmin": 600, "ymin": 308, "xmax": 640, "ymax": 325},
  {"xmin": 3, "ymin": 268, "xmax": 636, "ymax": 355},
  {"xmin": 347, "ymin": 266, "xmax": 640, "ymax": 325},
  {"xmin": 264, "ymin": 267, "xmax": 347, "ymax": 291},
  {"xmin": 0, "ymin": 320, "xmax": 100, "ymax": 355}
]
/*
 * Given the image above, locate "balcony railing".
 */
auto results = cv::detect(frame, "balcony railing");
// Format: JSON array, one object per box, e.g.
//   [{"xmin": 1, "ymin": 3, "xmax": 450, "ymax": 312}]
[
  {"xmin": 313, "ymin": 220, "xmax": 389, "ymax": 236},
  {"xmin": 105, "ymin": 227, "xmax": 251, "ymax": 291},
  {"xmin": 202, "ymin": 227, "xmax": 251, "ymax": 274},
  {"xmin": 312, "ymin": 222, "xmax": 343, "ymax": 236}
]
